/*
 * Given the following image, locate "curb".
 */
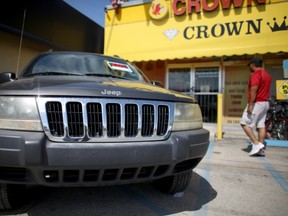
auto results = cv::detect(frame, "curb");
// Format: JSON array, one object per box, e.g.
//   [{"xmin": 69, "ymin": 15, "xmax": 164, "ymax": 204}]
[{"xmin": 265, "ymin": 139, "xmax": 288, "ymax": 148}]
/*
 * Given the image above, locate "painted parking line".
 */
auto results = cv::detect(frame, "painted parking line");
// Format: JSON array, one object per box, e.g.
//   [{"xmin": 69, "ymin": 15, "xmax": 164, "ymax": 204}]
[
  {"xmin": 259, "ymin": 157, "xmax": 288, "ymax": 193},
  {"xmin": 194, "ymin": 140, "xmax": 214, "ymax": 216},
  {"xmin": 245, "ymin": 141, "xmax": 288, "ymax": 192},
  {"xmin": 206, "ymin": 140, "xmax": 214, "ymax": 158}
]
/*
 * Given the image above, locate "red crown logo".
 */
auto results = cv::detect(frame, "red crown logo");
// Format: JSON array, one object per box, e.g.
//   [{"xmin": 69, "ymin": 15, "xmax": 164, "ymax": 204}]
[{"xmin": 267, "ymin": 16, "xmax": 288, "ymax": 32}]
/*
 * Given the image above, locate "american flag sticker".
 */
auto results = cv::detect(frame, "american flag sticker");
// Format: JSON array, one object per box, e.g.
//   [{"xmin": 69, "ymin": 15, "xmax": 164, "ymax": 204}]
[{"xmin": 107, "ymin": 61, "xmax": 133, "ymax": 73}]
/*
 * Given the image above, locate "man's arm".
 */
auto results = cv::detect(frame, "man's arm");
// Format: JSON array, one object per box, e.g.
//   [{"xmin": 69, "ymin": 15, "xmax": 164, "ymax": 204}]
[{"xmin": 247, "ymin": 85, "xmax": 258, "ymax": 114}]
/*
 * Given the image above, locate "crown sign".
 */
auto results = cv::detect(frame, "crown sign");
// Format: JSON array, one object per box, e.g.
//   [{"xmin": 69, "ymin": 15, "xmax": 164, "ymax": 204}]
[{"xmin": 267, "ymin": 16, "xmax": 288, "ymax": 32}]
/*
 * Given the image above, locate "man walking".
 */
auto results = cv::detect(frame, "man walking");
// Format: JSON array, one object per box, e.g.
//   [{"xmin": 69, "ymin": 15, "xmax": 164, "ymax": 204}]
[{"xmin": 240, "ymin": 57, "xmax": 272, "ymax": 156}]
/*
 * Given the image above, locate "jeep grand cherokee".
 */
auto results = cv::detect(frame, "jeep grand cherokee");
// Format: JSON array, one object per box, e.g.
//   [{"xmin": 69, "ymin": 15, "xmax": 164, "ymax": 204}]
[{"xmin": 0, "ymin": 51, "xmax": 210, "ymax": 210}]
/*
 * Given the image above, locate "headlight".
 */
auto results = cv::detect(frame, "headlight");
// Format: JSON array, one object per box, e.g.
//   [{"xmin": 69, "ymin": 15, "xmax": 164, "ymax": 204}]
[
  {"xmin": 0, "ymin": 96, "xmax": 42, "ymax": 131},
  {"xmin": 172, "ymin": 103, "xmax": 203, "ymax": 131}
]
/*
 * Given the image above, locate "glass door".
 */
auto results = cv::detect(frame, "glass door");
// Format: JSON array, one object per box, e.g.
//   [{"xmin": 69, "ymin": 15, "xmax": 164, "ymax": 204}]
[
  {"xmin": 194, "ymin": 67, "xmax": 219, "ymax": 122},
  {"xmin": 168, "ymin": 64, "xmax": 220, "ymax": 123}
]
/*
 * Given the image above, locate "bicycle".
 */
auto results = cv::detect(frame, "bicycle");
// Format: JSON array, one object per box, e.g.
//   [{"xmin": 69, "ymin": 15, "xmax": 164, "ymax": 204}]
[{"xmin": 265, "ymin": 97, "xmax": 288, "ymax": 140}]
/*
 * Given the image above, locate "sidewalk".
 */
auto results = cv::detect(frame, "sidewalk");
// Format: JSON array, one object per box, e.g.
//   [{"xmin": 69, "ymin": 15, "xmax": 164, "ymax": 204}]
[
  {"xmin": 203, "ymin": 123, "xmax": 246, "ymax": 140},
  {"xmin": 203, "ymin": 123, "xmax": 288, "ymax": 147}
]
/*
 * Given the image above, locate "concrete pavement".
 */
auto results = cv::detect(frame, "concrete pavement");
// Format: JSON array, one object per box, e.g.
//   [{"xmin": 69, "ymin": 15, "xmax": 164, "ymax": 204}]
[{"xmin": 193, "ymin": 135, "xmax": 288, "ymax": 216}]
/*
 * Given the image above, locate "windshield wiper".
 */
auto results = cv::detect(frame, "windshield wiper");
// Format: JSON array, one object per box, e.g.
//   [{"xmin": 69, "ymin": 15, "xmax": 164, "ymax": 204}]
[{"xmin": 23, "ymin": 71, "xmax": 83, "ymax": 77}]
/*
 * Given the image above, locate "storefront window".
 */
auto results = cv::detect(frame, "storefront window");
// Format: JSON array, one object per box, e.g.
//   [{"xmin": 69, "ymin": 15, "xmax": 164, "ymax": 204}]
[
  {"xmin": 223, "ymin": 66, "xmax": 249, "ymax": 124},
  {"xmin": 195, "ymin": 67, "xmax": 219, "ymax": 93},
  {"xmin": 168, "ymin": 68, "xmax": 191, "ymax": 93},
  {"xmin": 265, "ymin": 64, "xmax": 284, "ymax": 98}
]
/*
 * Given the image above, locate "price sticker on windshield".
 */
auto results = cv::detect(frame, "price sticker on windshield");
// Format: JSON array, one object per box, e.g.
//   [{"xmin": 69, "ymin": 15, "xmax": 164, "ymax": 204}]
[{"xmin": 107, "ymin": 61, "xmax": 133, "ymax": 73}]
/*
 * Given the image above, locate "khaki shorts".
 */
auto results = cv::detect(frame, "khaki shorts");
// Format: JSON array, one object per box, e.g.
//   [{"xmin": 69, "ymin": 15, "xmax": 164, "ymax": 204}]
[{"xmin": 240, "ymin": 101, "xmax": 269, "ymax": 129}]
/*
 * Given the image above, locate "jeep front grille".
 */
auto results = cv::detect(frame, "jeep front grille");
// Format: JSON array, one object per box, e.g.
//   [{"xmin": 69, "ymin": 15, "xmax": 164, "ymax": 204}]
[{"xmin": 37, "ymin": 98, "xmax": 173, "ymax": 142}]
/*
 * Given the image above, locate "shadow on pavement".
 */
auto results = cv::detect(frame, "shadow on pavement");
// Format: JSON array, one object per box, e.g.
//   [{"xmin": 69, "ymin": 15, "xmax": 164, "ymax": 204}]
[{"xmin": 1, "ymin": 172, "xmax": 217, "ymax": 216}]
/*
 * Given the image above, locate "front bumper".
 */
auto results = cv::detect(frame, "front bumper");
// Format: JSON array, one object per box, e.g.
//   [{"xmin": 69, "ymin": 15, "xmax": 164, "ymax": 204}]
[{"xmin": 0, "ymin": 129, "xmax": 209, "ymax": 186}]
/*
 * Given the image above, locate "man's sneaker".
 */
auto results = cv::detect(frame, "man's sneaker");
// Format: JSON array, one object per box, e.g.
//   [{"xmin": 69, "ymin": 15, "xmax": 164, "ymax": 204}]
[
  {"xmin": 256, "ymin": 148, "xmax": 265, "ymax": 157},
  {"xmin": 249, "ymin": 143, "xmax": 265, "ymax": 156}
]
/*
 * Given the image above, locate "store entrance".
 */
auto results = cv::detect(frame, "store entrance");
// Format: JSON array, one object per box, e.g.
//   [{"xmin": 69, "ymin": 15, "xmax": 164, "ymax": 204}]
[{"xmin": 168, "ymin": 65, "xmax": 220, "ymax": 123}]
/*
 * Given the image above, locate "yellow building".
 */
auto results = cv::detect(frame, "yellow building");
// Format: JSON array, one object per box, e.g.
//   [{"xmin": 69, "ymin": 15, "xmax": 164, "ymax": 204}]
[{"xmin": 104, "ymin": 0, "xmax": 288, "ymax": 124}]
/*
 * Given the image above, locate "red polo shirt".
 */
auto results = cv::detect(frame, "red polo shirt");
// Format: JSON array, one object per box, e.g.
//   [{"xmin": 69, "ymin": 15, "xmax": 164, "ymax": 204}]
[{"xmin": 248, "ymin": 68, "xmax": 272, "ymax": 102}]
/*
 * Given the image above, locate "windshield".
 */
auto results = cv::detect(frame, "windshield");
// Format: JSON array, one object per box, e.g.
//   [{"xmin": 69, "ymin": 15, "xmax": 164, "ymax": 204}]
[{"xmin": 20, "ymin": 52, "xmax": 150, "ymax": 83}]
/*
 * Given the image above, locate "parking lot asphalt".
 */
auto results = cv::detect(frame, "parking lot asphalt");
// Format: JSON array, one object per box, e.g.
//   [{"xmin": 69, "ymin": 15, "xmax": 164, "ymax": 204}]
[{"xmin": 1, "ymin": 125, "xmax": 288, "ymax": 216}]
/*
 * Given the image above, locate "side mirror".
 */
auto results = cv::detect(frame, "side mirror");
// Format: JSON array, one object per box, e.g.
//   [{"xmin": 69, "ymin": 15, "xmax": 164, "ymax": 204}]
[
  {"xmin": 0, "ymin": 72, "xmax": 16, "ymax": 84},
  {"xmin": 151, "ymin": 80, "xmax": 164, "ymax": 88}
]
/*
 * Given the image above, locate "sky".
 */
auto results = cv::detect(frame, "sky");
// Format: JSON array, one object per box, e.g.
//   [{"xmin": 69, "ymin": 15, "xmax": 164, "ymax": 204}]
[{"xmin": 63, "ymin": 0, "xmax": 111, "ymax": 27}]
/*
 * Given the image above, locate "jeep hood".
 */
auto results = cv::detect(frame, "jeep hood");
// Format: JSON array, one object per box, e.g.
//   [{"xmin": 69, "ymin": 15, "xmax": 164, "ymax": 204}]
[{"xmin": 0, "ymin": 76, "xmax": 196, "ymax": 103}]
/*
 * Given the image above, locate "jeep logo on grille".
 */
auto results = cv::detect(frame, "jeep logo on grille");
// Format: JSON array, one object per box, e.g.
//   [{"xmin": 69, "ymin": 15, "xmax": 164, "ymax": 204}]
[{"xmin": 101, "ymin": 89, "xmax": 122, "ymax": 96}]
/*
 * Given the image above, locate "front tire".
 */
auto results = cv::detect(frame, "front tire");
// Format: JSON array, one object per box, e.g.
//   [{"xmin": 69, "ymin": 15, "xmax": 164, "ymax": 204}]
[
  {"xmin": 153, "ymin": 170, "xmax": 192, "ymax": 194},
  {"xmin": 0, "ymin": 184, "xmax": 25, "ymax": 210}
]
